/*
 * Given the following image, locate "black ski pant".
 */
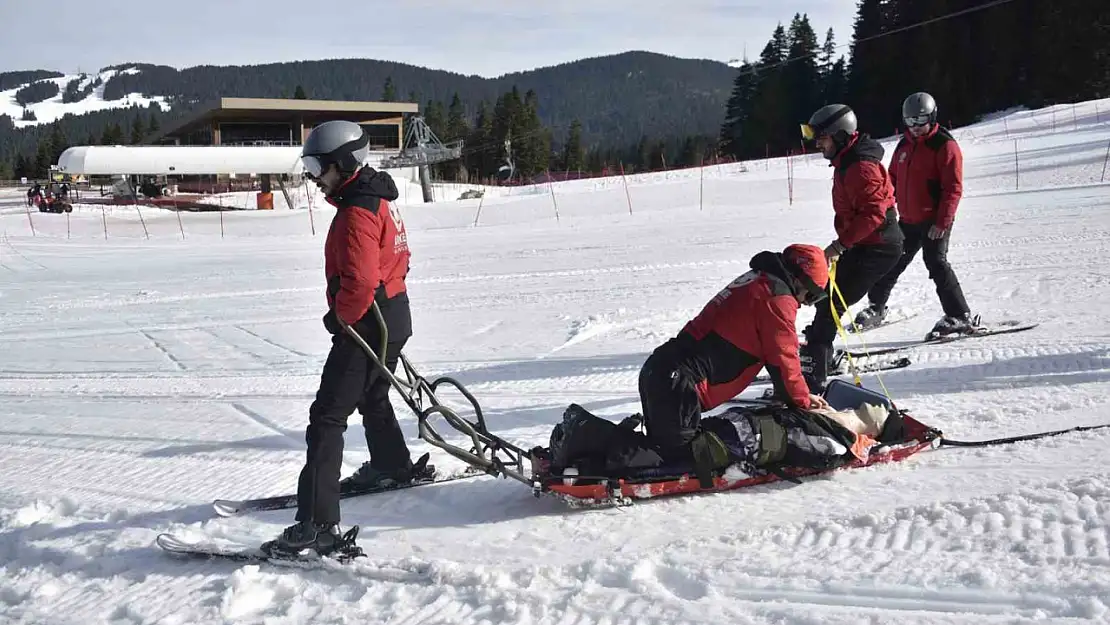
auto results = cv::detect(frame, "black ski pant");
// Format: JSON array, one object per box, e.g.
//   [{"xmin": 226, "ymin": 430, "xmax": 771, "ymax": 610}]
[
  {"xmin": 638, "ymin": 334, "xmax": 705, "ymax": 463},
  {"xmin": 804, "ymin": 241, "xmax": 904, "ymax": 348},
  {"xmin": 295, "ymin": 327, "xmax": 411, "ymax": 526},
  {"xmin": 868, "ymin": 221, "xmax": 970, "ymax": 318}
]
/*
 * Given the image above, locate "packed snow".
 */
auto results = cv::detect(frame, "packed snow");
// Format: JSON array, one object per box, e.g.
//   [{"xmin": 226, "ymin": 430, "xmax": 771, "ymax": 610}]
[
  {"xmin": 1, "ymin": 98, "xmax": 1110, "ymax": 624},
  {"xmin": 1, "ymin": 67, "xmax": 169, "ymax": 128}
]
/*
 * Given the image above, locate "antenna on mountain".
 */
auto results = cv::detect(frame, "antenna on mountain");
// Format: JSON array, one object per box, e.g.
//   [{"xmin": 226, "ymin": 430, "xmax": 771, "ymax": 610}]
[{"xmin": 379, "ymin": 115, "xmax": 463, "ymax": 203}]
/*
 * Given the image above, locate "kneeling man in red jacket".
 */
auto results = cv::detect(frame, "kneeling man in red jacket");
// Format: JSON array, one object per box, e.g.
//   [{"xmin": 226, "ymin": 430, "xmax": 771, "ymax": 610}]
[{"xmin": 639, "ymin": 244, "xmax": 832, "ymax": 465}]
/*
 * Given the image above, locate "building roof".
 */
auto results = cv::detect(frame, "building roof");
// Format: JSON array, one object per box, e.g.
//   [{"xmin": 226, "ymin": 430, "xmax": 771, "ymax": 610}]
[
  {"xmin": 57, "ymin": 145, "xmax": 410, "ymax": 175},
  {"xmin": 148, "ymin": 97, "xmax": 419, "ymax": 143},
  {"xmin": 58, "ymin": 145, "xmax": 305, "ymax": 175}
]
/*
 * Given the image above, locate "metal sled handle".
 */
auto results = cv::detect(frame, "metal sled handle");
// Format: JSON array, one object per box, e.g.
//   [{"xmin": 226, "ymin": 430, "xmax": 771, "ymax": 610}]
[
  {"xmin": 428, "ymin": 376, "xmax": 488, "ymax": 433},
  {"xmin": 338, "ymin": 303, "xmax": 533, "ymax": 486}
]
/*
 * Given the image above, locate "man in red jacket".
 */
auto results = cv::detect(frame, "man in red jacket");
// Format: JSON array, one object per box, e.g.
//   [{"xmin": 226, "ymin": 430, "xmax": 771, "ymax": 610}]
[
  {"xmin": 263, "ymin": 120, "xmax": 421, "ymax": 558},
  {"xmin": 798, "ymin": 104, "xmax": 905, "ymax": 392},
  {"xmin": 854, "ymin": 92, "xmax": 978, "ymax": 339},
  {"xmin": 638, "ymin": 244, "xmax": 832, "ymax": 466}
]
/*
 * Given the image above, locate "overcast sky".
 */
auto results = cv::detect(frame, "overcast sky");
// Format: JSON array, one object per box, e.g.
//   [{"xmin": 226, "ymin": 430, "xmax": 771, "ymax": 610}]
[{"xmin": 0, "ymin": 0, "xmax": 858, "ymax": 77}]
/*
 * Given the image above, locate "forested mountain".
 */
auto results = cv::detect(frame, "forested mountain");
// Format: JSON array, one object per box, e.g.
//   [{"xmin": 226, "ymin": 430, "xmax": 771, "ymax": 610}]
[
  {"xmin": 1, "ymin": 51, "xmax": 735, "ymax": 180},
  {"xmin": 720, "ymin": 0, "xmax": 1110, "ymax": 160}
]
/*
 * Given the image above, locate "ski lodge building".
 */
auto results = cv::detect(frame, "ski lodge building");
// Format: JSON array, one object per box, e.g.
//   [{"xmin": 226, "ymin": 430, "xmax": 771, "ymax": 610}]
[
  {"xmin": 57, "ymin": 97, "xmax": 424, "ymax": 209},
  {"xmin": 146, "ymin": 97, "xmax": 418, "ymax": 150}
]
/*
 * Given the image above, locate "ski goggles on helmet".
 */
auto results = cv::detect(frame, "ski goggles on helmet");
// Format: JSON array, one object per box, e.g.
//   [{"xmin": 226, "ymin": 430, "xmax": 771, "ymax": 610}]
[
  {"xmin": 799, "ymin": 123, "xmax": 819, "ymax": 141},
  {"xmin": 903, "ymin": 113, "xmax": 932, "ymax": 128},
  {"xmin": 301, "ymin": 154, "xmax": 330, "ymax": 180},
  {"xmin": 798, "ymin": 278, "xmax": 828, "ymax": 305}
]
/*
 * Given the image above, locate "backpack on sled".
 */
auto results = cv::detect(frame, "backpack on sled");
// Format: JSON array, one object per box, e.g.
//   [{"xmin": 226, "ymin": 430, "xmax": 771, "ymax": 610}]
[{"xmin": 530, "ymin": 380, "xmax": 940, "ymax": 507}]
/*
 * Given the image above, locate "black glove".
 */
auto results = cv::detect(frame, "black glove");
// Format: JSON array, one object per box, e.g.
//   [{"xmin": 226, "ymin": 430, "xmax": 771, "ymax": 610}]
[
  {"xmin": 322, "ymin": 309, "xmax": 342, "ymax": 335},
  {"xmin": 824, "ymin": 239, "xmax": 846, "ymax": 262}
]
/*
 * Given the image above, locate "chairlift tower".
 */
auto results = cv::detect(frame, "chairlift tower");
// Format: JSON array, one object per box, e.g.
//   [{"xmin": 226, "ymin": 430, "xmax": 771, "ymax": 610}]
[{"xmin": 379, "ymin": 115, "xmax": 463, "ymax": 203}]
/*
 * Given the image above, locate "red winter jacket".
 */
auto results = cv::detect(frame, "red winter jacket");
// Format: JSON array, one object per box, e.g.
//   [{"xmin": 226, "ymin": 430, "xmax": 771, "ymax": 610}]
[
  {"xmin": 889, "ymin": 125, "xmax": 963, "ymax": 230},
  {"xmin": 324, "ymin": 167, "xmax": 410, "ymax": 325},
  {"xmin": 830, "ymin": 133, "xmax": 898, "ymax": 248},
  {"xmin": 681, "ymin": 252, "xmax": 812, "ymax": 411}
]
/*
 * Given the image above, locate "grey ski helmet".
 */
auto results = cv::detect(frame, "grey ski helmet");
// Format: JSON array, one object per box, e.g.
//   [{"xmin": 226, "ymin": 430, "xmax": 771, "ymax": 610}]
[
  {"xmin": 802, "ymin": 104, "xmax": 858, "ymax": 154},
  {"xmin": 301, "ymin": 120, "xmax": 370, "ymax": 178},
  {"xmin": 902, "ymin": 92, "xmax": 938, "ymax": 127}
]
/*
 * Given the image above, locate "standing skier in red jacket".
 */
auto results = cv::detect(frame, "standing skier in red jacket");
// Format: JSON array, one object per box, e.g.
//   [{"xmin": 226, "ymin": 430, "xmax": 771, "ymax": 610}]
[
  {"xmin": 638, "ymin": 244, "xmax": 832, "ymax": 467},
  {"xmin": 797, "ymin": 104, "xmax": 905, "ymax": 393},
  {"xmin": 853, "ymin": 92, "xmax": 979, "ymax": 339},
  {"xmin": 263, "ymin": 120, "xmax": 424, "ymax": 558}
]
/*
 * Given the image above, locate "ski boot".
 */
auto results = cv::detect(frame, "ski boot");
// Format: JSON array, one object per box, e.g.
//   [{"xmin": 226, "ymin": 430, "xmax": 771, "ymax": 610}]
[
  {"xmin": 340, "ymin": 453, "xmax": 433, "ymax": 494},
  {"xmin": 260, "ymin": 521, "xmax": 364, "ymax": 561},
  {"xmin": 925, "ymin": 313, "xmax": 982, "ymax": 341},
  {"xmin": 851, "ymin": 304, "xmax": 887, "ymax": 332},
  {"xmin": 799, "ymin": 343, "xmax": 832, "ymax": 394}
]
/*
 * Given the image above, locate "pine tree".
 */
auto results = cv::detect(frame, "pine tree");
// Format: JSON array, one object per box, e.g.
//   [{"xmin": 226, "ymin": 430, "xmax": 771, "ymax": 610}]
[
  {"xmin": 0, "ymin": 159, "xmax": 13, "ymax": 181},
  {"xmin": 101, "ymin": 122, "xmax": 123, "ymax": 145},
  {"xmin": 442, "ymin": 93, "xmax": 470, "ymax": 180},
  {"xmin": 424, "ymin": 99, "xmax": 447, "ymax": 139},
  {"xmin": 34, "ymin": 140, "xmax": 52, "ymax": 178},
  {"xmin": 785, "ymin": 14, "xmax": 822, "ymax": 144},
  {"xmin": 47, "ymin": 123, "xmax": 68, "ymax": 165},
  {"xmin": 649, "ymin": 139, "xmax": 667, "ymax": 169},
  {"xmin": 845, "ymin": 0, "xmax": 891, "ymax": 133},
  {"xmin": 719, "ymin": 59, "xmax": 758, "ymax": 159},
  {"xmin": 293, "ymin": 84, "xmax": 307, "ymax": 99},
  {"xmin": 817, "ymin": 28, "xmax": 837, "ymax": 79},
  {"xmin": 742, "ymin": 24, "xmax": 790, "ymax": 156},
  {"xmin": 491, "ymin": 87, "xmax": 525, "ymax": 175},
  {"xmin": 381, "ymin": 77, "xmax": 396, "ymax": 101},
  {"xmin": 445, "ymin": 93, "xmax": 469, "ymax": 142},
  {"xmin": 562, "ymin": 119, "xmax": 584, "ymax": 172},
  {"xmin": 517, "ymin": 89, "xmax": 548, "ymax": 176},
  {"xmin": 129, "ymin": 115, "xmax": 145, "ymax": 144},
  {"xmin": 466, "ymin": 101, "xmax": 494, "ymax": 180},
  {"xmin": 825, "ymin": 57, "xmax": 848, "ymax": 106},
  {"xmin": 84, "ymin": 132, "xmax": 96, "ymax": 146},
  {"xmin": 817, "ymin": 28, "xmax": 841, "ymax": 104},
  {"xmin": 14, "ymin": 152, "xmax": 31, "ymax": 180}
]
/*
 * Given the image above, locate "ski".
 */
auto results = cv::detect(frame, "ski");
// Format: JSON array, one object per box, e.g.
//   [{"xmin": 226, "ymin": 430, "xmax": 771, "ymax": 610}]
[
  {"xmin": 754, "ymin": 356, "xmax": 910, "ymax": 385},
  {"xmin": 844, "ymin": 322, "xmax": 1039, "ymax": 359},
  {"xmin": 845, "ymin": 310, "xmax": 921, "ymax": 334},
  {"xmin": 213, "ymin": 454, "xmax": 486, "ymax": 517},
  {"xmin": 830, "ymin": 355, "xmax": 912, "ymax": 376},
  {"xmin": 157, "ymin": 528, "xmax": 365, "ymax": 565}
]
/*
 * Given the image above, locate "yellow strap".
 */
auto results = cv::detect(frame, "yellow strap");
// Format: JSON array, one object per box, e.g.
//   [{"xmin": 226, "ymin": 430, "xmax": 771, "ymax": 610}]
[{"xmin": 827, "ymin": 259, "xmax": 894, "ymax": 400}]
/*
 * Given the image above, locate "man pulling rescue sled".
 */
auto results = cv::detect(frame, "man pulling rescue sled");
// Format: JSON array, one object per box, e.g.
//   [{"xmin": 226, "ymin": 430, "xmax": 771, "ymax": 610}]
[{"xmin": 260, "ymin": 120, "xmax": 423, "ymax": 560}]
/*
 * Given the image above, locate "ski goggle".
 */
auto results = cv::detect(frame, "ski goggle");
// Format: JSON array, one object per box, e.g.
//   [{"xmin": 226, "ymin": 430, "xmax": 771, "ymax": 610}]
[
  {"xmin": 800, "ymin": 281, "xmax": 828, "ymax": 305},
  {"xmin": 903, "ymin": 114, "xmax": 932, "ymax": 127},
  {"xmin": 792, "ymin": 273, "xmax": 828, "ymax": 305},
  {"xmin": 800, "ymin": 123, "xmax": 819, "ymax": 141},
  {"xmin": 301, "ymin": 155, "xmax": 329, "ymax": 180}
]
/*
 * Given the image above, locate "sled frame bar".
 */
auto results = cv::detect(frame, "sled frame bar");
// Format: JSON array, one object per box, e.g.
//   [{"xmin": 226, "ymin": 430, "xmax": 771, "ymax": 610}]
[{"xmin": 339, "ymin": 305, "xmax": 532, "ymax": 486}]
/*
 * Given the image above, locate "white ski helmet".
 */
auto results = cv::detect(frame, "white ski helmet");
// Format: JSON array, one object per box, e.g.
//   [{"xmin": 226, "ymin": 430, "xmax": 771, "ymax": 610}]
[
  {"xmin": 301, "ymin": 120, "xmax": 370, "ymax": 178},
  {"xmin": 902, "ymin": 92, "xmax": 938, "ymax": 127}
]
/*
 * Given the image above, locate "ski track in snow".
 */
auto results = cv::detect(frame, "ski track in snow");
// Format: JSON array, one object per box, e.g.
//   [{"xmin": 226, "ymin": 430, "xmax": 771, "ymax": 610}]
[{"xmin": 2, "ymin": 100, "xmax": 1110, "ymax": 624}]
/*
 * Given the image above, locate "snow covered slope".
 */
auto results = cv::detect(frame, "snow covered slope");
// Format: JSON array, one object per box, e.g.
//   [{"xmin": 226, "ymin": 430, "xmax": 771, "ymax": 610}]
[
  {"xmin": 1, "ymin": 67, "xmax": 169, "ymax": 128},
  {"xmin": 1, "ymin": 98, "xmax": 1110, "ymax": 624}
]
